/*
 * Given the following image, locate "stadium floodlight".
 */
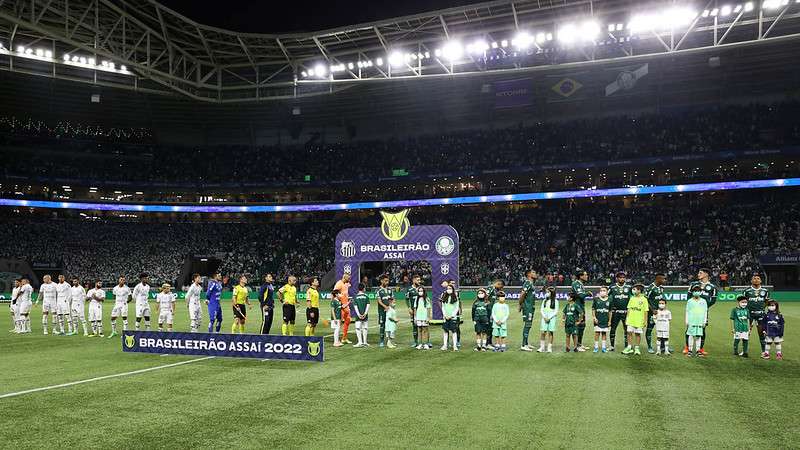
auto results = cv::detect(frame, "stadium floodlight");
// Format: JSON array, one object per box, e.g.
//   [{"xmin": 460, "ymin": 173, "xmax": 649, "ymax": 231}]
[
  {"xmin": 468, "ymin": 40, "xmax": 489, "ymax": 54},
  {"xmin": 608, "ymin": 23, "xmax": 615, "ymax": 32},
  {"xmin": 734, "ymin": 4, "xmax": 742, "ymax": 13},
  {"xmin": 109, "ymin": 62, "xmax": 115, "ymax": 69},
  {"xmin": 35, "ymin": 48, "xmax": 44, "ymax": 57},
  {"xmin": 63, "ymin": 53, "xmax": 70, "ymax": 61},
  {"xmin": 388, "ymin": 51, "xmax": 404, "ymax": 67},
  {"xmin": 300, "ymin": 70, "xmax": 308, "ymax": 77},
  {"xmin": 79, "ymin": 57, "xmax": 87, "ymax": 64},
  {"xmin": 512, "ymin": 31, "xmax": 534, "ymax": 49},
  {"xmin": 491, "ymin": 41, "xmax": 498, "ymax": 48},
  {"xmin": 745, "ymin": 2, "xmax": 754, "ymax": 10},
  {"xmin": 500, "ymin": 39, "xmax": 508, "ymax": 48},
  {"xmin": 376, "ymin": 57, "xmax": 383, "ymax": 66},
  {"xmin": 16, "ymin": 45, "xmax": 24, "ymax": 53},
  {"xmin": 580, "ymin": 21, "xmax": 601, "ymax": 40},
  {"xmin": 702, "ymin": 9, "xmax": 710, "ymax": 17},
  {"xmin": 347, "ymin": 62, "xmax": 354, "ymax": 70},
  {"xmin": 72, "ymin": 56, "xmax": 80, "ymax": 63},
  {"xmin": 720, "ymin": 5, "xmax": 732, "ymax": 16},
  {"xmin": 313, "ymin": 63, "xmax": 326, "ymax": 77},
  {"xmin": 557, "ymin": 23, "xmax": 578, "ymax": 43},
  {"xmin": 88, "ymin": 58, "xmax": 95, "ymax": 65},
  {"xmin": 441, "ymin": 40, "xmax": 463, "ymax": 61},
  {"xmin": 710, "ymin": 7, "xmax": 719, "ymax": 16},
  {"xmin": 44, "ymin": 50, "xmax": 52, "ymax": 58},
  {"xmin": 25, "ymin": 48, "xmax": 33, "ymax": 55},
  {"xmin": 536, "ymin": 32, "xmax": 546, "ymax": 44}
]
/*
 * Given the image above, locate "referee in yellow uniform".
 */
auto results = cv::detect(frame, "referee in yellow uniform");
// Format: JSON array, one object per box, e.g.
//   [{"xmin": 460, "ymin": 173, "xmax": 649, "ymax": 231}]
[
  {"xmin": 278, "ymin": 275, "xmax": 298, "ymax": 336},
  {"xmin": 231, "ymin": 276, "xmax": 250, "ymax": 334},
  {"xmin": 305, "ymin": 277, "xmax": 321, "ymax": 336}
]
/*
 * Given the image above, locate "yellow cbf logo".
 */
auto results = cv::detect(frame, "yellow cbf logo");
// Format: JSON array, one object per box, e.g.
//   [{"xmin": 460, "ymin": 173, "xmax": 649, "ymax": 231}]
[
  {"xmin": 124, "ymin": 334, "xmax": 135, "ymax": 348},
  {"xmin": 307, "ymin": 341, "xmax": 321, "ymax": 357},
  {"xmin": 380, "ymin": 209, "xmax": 410, "ymax": 241}
]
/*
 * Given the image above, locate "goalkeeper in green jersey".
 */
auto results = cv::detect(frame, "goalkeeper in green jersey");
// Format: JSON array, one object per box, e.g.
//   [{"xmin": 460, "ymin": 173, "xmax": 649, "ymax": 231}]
[{"xmin": 570, "ymin": 270, "xmax": 591, "ymax": 351}]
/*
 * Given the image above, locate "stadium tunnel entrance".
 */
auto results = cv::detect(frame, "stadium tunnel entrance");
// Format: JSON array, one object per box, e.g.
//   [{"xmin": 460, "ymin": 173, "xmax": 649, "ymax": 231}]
[{"xmin": 334, "ymin": 220, "xmax": 459, "ymax": 320}]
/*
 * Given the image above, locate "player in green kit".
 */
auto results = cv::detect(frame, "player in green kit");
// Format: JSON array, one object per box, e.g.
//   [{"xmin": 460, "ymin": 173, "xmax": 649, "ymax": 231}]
[
  {"xmin": 743, "ymin": 272, "xmax": 769, "ymax": 354},
  {"xmin": 330, "ymin": 292, "xmax": 343, "ymax": 347},
  {"xmin": 518, "ymin": 270, "xmax": 541, "ymax": 352},
  {"xmin": 684, "ymin": 268, "xmax": 717, "ymax": 355},
  {"xmin": 645, "ymin": 273, "xmax": 666, "ymax": 354},
  {"xmin": 570, "ymin": 270, "xmax": 591, "ymax": 351},
  {"xmin": 731, "ymin": 296, "xmax": 751, "ymax": 357},
  {"xmin": 608, "ymin": 271, "xmax": 632, "ymax": 351},
  {"xmin": 406, "ymin": 275, "xmax": 422, "ymax": 347},
  {"xmin": 376, "ymin": 275, "xmax": 393, "ymax": 348}
]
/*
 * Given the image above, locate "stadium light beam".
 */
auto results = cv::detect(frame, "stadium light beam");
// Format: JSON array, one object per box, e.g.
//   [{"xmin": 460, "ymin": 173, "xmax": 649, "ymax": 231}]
[
  {"xmin": 441, "ymin": 40, "xmax": 463, "ymax": 61},
  {"xmin": 2, "ymin": 178, "xmax": 797, "ymax": 214}
]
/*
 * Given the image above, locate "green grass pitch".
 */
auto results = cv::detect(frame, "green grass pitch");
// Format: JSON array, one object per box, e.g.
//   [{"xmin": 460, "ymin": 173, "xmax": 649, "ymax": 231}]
[{"xmin": 1, "ymin": 300, "xmax": 796, "ymax": 449}]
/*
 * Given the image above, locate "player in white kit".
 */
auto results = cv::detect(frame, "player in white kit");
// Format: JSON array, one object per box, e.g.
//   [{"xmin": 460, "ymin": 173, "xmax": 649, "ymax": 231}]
[
  {"xmin": 132, "ymin": 273, "xmax": 152, "ymax": 331},
  {"xmin": 16, "ymin": 278, "xmax": 34, "ymax": 333},
  {"xmin": 55, "ymin": 274, "xmax": 72, "ymax": 335},
  {"xmin": 109, "ymin": 276, "xmax": 132, "ymax": 338},
  {"xmin": 186, "ymin": 273, "xmax": 203, "ymax": 332},
  {"xmin": 39, "ymin": 275, "xmax": 59, "ymax": 335},
  {"xmin": 69, "ymin": 277, "xmax": 89, "ymax": 336},
  {"xmin": 86, "ymin": 281, "xmax": 105, "ymax": 337},
  {"xmin": 156, "ymin": 284, "xmax": 176, "ymax": 332},
  {"xmin": 10, "ymin": 279, "xmax": 20, "ymax": 333}
]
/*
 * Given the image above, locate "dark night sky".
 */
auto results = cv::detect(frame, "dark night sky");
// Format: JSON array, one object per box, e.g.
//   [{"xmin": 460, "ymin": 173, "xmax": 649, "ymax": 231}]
[{"xmin": 158, "ymin": 0, "xmax": 482, "ymax": 33}]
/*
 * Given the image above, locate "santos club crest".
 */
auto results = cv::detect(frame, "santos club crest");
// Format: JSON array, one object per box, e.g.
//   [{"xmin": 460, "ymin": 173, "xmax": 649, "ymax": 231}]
[
  {"xmin": 340, "ymin": 241, "xmax": 356, "ymax": 258},
  {"xmin": 380, "ymin": 209, "xmax": 410, "ymax": 241}
]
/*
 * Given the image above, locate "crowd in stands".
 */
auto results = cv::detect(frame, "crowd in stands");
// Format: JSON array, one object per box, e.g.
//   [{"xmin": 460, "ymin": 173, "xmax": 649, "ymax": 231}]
[
  {"xmin": 2, "ymin": 102, "xmax": 799, "ymax": 186},
  {"xmin": 2, "ymin": 191, "xmax": 797, "ymax": 288}
]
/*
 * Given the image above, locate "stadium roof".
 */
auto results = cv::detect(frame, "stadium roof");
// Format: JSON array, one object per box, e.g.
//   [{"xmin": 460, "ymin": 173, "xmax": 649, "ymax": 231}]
[{"xmin": 1, "ymin": 0, "xmax": 800, "ymax": 102}]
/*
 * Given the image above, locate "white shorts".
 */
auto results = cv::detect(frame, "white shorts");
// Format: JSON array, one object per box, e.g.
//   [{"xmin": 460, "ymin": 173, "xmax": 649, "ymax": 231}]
[
  {"xmin": 18, "ymin": 301, "xmax": 32, "ymax": 315},
  {"xmin": 71, "ymin": 303, "xmax": 85, "ymax": 320},
  {"xmin": 415, "ymin": 320, "xmax": 429, "ymax": 327},
  {"xmin": 111, "ymin": 302, "xmax": 129, "ymax": 318},
  {"xmin": 656, "ymin": 330, "xmax": 670, "ymax": 339},
  {"xmin": 136, "ymin": 303, "xmax": 151, "ymax": 318},
  {"xmin": 88, "ymin": 303, "xmax": 102, "ymax": 322},
  {"xmin": 594, "ymin": 326, "xmax": 609, "ymax": 333},
  {"xmin": 330, "ymin": 319, "xmax": 341, "ymax": 329},
  {"xmin": 627, "ymin": 325, "xmax": 644, "ymax": 334},
  {"xmin": 158, "ymin": 310, "xmax": 173, "ymax": 325},
  {"xmin": 734, "ymin": 331, "xmax": 750, "ymax": 340},
  {"xmin": 57, "ymin": 301, "xmax": 70, "ymax": 315},
  {"xmin": 9, "ymin": 303, "xmax": 18, "ymax": 315},
  {"xmin": 188, "ymin": 303, "xmax": 201, "ymax": 322},
  {"xmin": 356, "ymin": 320, "xmax": 368, "ymax": 328},
  {"xmin": 765, "ymin": 336, "xmax": 783, "ymax": 343},
  {"xmin": 41, "ymin": 299, "xmax": 57, "ymax": 313}
]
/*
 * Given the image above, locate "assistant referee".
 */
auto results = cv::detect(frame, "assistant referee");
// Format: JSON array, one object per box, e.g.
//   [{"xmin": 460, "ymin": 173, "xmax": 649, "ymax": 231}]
[
  {"xmin": 305, "ymin": 277, "xmax": 321, "ymax": 336},
  {"xmin": 278, "ymin": 275, "xmax": 298, "ymax": 336},
  {"xmin": 231, "ymin": 276, "xmax": 250, "ymax": 334}
]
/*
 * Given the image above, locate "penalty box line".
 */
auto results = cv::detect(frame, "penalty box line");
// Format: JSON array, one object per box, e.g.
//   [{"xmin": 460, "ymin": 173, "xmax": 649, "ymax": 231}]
[{"xmin": 0, "ymin": 356, "xmax": 215, "ymax": 400}]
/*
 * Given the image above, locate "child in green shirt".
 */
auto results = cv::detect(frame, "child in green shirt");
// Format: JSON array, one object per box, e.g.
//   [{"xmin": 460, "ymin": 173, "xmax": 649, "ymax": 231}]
[
  {"xmin": 562, "ymin": 293, "xmax": 583, "ymax": 352},
  {"xmin": 731, "ymin": 295, "xmax": 751, "ymax": 357},
  {"xmin": 623, "ymin": 283, "xmax": 650, "ymax": 356},
  {"xmin": 472, "ymin": 288, "xmax": 491, "ymax": 351},
  {"xmin": 385, "ymin": 298, "xmax": 398, "ymax": 349},
  {"xmin": 491, "ymin": 291, "xmax": 509, "ymax": 352},
  {"xmin": 414, "ymin": 287, "xmax": 432, "ymax": 350},
  {"xmin": 685, "ymin": 286, "xmax": 709, "ymax": 357},
  {"xmin": 330, "ymin": 294, "xmax": 342, "ymax": 347}
]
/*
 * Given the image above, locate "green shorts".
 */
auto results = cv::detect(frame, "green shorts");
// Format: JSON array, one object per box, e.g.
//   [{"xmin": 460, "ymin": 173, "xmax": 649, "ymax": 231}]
[
  {"xmin": 522, "ymin": 308, "xmax": 534, "ymax": 323},
  {"xmin": 492, "ymin": 325, "xmax": 507, "ymax": 337},
  {"xmin": 565, "ymin": 325, "xmax": 578, "ymax": 336}
]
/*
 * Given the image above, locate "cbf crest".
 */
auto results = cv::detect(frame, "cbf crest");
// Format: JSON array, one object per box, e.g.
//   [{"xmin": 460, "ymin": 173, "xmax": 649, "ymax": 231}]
[
  {"xmin": 380, "ymin": 209, "xmax": 410, "ymax": 241},
  {"xmin": 307, "ymin": 341, "xmax": 321, "ymax": 357},
  {"xmin": 124, "ymin": 334, "xmax": 135, "ymax": 349}
]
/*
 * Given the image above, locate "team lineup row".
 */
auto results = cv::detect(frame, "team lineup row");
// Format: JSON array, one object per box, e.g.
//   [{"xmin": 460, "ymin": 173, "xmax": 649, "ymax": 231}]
[{"xmin": 8, "ymin": 269, "xmax": 787, "ymax": 359}]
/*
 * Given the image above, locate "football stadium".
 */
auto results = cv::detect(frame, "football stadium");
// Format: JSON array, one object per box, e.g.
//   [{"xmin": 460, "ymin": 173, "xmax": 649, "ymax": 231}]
[{"xmin": 1, "ymin": 0, "xmax": 800, "ymax": 448}]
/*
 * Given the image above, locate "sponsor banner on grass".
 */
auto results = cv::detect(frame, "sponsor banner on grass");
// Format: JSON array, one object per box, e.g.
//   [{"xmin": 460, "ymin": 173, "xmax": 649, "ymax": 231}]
[{"xmin": 121, "ymin": 330, "xmax": 323, "ymax": 362}]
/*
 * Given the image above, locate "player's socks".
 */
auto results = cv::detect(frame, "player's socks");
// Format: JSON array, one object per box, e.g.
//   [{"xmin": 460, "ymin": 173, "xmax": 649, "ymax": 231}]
[
  {"xmin": 111, "ymin": 319, "xmax": 117, "ymax": 333},
  {"xmin": 145, "ymin": 319, "xmax": 151, "ymax": 331},
  {"xmin": 97, "ymin": 323, "xmax": 104, "ymax": 336},
  {"xmin": 232, "ymin": 322, "xmax": 238, "ymax": 334},
  {"xmin": 81, "ymin": 321, "xmax": 87, "ymax": 335},
  {"xmin": 42, "ymin": 315, "xmax": 48, "ymax": 333},
  {"xmin": 281, "ymin": 323, "xmax": 287, "ymax": 335},
  {"xmin": 759, "ymin": 336, "xmax": 766, "ymax": 352},
  {"xmin": 123, "ymin": 319, "xmax": 128, "ymax": 331},
  {"xmin": 742, "ymin": 339, "xmax": 749, "ymax": 354},
  {"xmin": 363, "ymin": 327, "xmax": 368, "ymax": 345},
  {"xmin": 734, "ymin": 339, "xmax": 740, "ymax": 354}
]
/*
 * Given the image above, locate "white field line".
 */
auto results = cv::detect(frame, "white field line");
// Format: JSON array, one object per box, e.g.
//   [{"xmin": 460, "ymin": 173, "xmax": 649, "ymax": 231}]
[{"xmin": 0, "ymin": 356, "xmax": 215, "ymax": 399}]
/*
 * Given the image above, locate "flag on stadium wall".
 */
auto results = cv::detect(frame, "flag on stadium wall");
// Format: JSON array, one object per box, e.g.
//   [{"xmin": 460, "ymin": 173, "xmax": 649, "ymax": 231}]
[
  {"xmin": 551, "ymin": 77, "xmax": 583, "ymax": 98},
  {"xmin": 493, "ymin": 78, "xmax": 533, "ymax": 108},
  {"xmin": 605, "ymin": 63, "xmax": 649, "ymax": 96}
]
